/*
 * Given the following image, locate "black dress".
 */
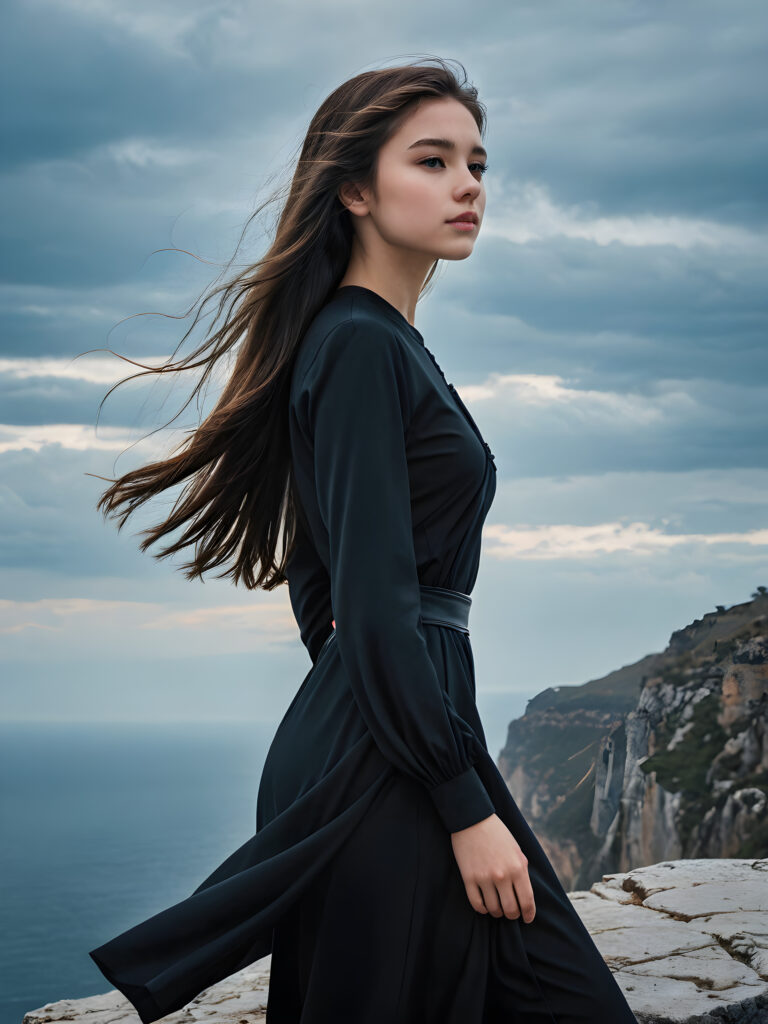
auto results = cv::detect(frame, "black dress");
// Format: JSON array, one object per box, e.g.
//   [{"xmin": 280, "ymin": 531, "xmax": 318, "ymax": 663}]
[{"xmin": 89, "ymin": 285, "xmax": 638, "ymax": 1023}]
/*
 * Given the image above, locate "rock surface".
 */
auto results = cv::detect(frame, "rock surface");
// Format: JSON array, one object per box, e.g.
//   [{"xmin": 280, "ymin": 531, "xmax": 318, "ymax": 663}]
[
  {"xmin": 498, "ymin": 590, "xmax": 768, "ymax": 892},
  {"xmin": 22, "ymin": 859, "xmax": 768, "ymax": 1024},
  {"xmin": 570, "ymin": 857, "xmax": 768, "ymax": 1023},
  {"xmin": 23, "ymin": 959, "xmax": 272, "ymax": 1024}
]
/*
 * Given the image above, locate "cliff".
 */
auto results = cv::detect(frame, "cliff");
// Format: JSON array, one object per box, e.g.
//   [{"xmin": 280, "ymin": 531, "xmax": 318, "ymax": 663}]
[{"xmin": 498, "ymin": 588, "xmax": 768, "ymax": 891}]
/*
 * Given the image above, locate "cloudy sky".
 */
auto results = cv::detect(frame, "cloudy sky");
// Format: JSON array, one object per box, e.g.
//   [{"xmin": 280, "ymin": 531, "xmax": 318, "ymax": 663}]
[{"xmin": 2, "ymin": 0, "xmax": 766, "ymax": 756}]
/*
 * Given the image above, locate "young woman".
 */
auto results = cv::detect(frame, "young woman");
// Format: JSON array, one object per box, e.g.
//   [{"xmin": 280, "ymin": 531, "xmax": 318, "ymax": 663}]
[{"xmin": 88, "ymin": 59, "xmax": 638, "ymax": 1024}]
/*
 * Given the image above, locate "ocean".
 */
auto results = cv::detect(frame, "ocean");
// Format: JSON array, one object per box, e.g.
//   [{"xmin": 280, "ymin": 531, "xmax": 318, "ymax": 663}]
[{"xmin": 0, "ymin": 720, "xmax": 276, "ymax": 1024}]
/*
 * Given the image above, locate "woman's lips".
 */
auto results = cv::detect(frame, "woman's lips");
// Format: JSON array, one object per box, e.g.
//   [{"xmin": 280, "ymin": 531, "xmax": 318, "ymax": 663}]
[{"xmin": 446, "ymin": 220, "xmax": 477, "ymax": 230}]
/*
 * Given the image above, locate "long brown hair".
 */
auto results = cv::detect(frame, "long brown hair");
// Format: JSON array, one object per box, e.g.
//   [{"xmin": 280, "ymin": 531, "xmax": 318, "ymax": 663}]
[{"xmin": 89, "ymin": 57, "xmax": 487, "ymax": 591}]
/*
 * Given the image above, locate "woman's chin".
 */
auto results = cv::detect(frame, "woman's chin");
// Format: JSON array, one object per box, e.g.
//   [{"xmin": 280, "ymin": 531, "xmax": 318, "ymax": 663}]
[{"xmin": 437, "ymin": 243, "xmax": 476, "ymax": 261}]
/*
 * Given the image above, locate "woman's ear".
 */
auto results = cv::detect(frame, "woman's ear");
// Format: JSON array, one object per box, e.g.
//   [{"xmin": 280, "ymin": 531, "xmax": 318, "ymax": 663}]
[{"xmin": 338, "ymin": 180, "xmax": 369, "ymax": 218}]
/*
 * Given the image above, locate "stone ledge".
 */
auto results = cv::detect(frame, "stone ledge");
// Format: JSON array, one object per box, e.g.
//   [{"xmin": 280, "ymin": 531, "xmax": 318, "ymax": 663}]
[
  {"xmin": 569, "ymin": 857, "xmax": 768, "ymax": 1023},
  {"xmin": 22, "ymin": 859, "xmax": 768, "ymax": 1024}
]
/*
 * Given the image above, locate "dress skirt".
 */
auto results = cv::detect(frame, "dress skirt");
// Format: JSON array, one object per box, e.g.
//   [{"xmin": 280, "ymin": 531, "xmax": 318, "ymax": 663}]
[
  {"xmin": 265, "ymin": 765, "xmax": 638, "ymax": 1024},
  {"xmin": 89, "ymin": 613, "xmax": 637, "ymax": 1024}
]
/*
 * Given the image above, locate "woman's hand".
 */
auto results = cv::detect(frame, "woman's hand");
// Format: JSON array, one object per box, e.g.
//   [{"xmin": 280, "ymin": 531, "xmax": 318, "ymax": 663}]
[{"xmin": 451, "ymin": 813, "xmax": 536, "ymax": 922}]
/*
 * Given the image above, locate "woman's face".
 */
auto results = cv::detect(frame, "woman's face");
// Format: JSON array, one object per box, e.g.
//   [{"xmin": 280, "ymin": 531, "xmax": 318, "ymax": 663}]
[{"xmin": 347, "ymin": 96, "xmax": 487, "ymax": 263}]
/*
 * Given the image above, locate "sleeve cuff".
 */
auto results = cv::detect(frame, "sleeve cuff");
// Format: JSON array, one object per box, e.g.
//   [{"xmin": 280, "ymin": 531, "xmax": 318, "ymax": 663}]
[{"xmin": 427, "ymin": 765, "xmax": 495, "ymax": 833}]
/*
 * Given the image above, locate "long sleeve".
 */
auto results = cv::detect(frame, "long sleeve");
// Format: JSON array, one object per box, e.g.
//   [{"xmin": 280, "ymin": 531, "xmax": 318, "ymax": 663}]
[
  {"xmin": 285, "ymin": 496, "xmax": 334, "ymax": 664},
  {"xmin": 303, "ymin": 317, "xmax": 495, "ymax": 833}
]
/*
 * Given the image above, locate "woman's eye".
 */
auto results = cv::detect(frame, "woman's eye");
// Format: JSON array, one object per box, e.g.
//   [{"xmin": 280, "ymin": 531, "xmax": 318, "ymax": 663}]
[{"xmin": 419, "ymin": 156, "xmax": 488, "ymax": 176}]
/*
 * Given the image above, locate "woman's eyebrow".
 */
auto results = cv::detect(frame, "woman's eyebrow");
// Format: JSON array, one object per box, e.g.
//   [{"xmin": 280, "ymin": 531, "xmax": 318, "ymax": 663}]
[{"xmin": 406, "ymin": 137, "xmax": 488, "ymax": 160}]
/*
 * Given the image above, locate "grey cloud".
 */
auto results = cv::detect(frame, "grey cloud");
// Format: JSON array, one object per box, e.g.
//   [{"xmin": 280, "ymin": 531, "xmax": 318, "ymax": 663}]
[
  {"xmin": 421, "ymin": 234, "xmax": 768, "ymax": 396},
  {"xmin": 0, "ymin": 0, "xmax": 303, "ymax": 173},
  {"xmin": 0, "ymin": 370, "xmax": 211, "ymax": 428},
  {"xmin": 0, "ymin": 444, "xmax": 187, "ymax": 577}
]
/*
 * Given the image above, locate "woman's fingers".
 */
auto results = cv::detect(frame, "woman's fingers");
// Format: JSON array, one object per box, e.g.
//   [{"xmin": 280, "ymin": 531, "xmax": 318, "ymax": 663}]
[
  {"xmin": 466, "ymin": 881, "xmax": 488, "ymax": 914},
  {"xmin": 514, "ymin": 868, "xmax": 537, "ymax": 923},
  {"xmin": 471, "ymin": 868, "xmax": 536, "ymax": 922},
  {"xmin": 488, "ymin": 877, "xmax": 521, "ymax": 919},
  {"xmin": 494, "ymin": 876, "xmax": 522, "ymax": 919},
  {"xmin": 478, "ymin": 880, "xmax": 505, "ymax": 918}
]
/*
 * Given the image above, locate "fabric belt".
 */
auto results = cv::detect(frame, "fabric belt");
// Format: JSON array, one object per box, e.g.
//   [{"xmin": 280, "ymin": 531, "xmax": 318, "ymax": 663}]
[
  {"xmin": 417, "ymin": 583, "xmax": 472, "ymax": 634},
  {"xmin": 317, "ymin": 584, "xmax": 471, "ymax": 662}
]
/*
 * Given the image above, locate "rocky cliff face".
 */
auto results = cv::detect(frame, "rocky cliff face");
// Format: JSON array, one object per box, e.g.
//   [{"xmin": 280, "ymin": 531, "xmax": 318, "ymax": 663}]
[{"xmin": 497, "ymin": 589, "xmax": 768, "ymax": 891}]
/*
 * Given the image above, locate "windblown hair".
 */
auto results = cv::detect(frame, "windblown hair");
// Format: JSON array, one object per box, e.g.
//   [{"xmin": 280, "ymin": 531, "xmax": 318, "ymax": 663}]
[{"xmin": 91, "ymin": 56, "xmax": 486, "ymax": 590}]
